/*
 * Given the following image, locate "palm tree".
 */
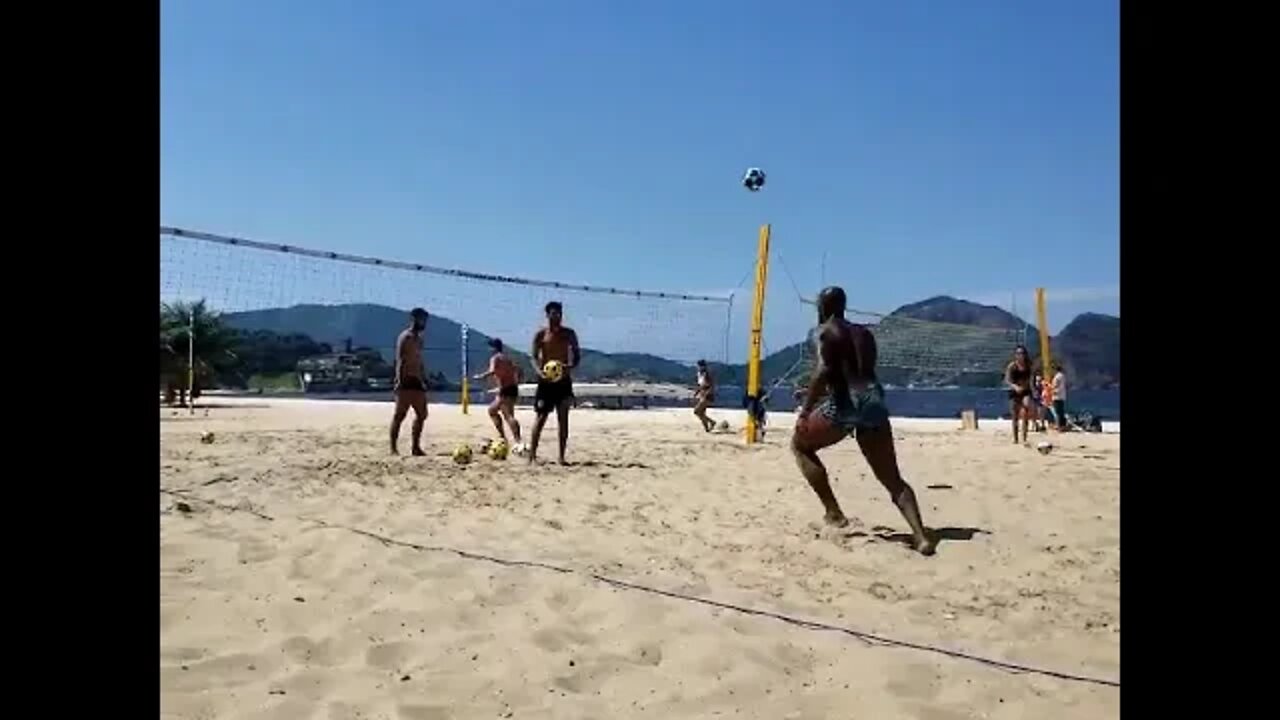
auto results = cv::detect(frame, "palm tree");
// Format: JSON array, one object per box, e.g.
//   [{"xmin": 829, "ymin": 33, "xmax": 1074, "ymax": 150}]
[{"xmin": 159, "ymin": 300, "xmax": 239, "ymax": 406}]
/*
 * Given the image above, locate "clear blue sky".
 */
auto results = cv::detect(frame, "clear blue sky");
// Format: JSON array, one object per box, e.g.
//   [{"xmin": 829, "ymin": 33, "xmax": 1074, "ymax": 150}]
[{"xmin": 161, "ymin": 0, "xmax": 1117, "ymax": 358}]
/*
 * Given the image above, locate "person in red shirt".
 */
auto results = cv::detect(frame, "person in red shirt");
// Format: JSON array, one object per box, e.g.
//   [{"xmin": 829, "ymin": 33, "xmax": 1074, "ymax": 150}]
[{"xmin": 473, "ymin": 338, "xmax": 523, "ymax": 445}]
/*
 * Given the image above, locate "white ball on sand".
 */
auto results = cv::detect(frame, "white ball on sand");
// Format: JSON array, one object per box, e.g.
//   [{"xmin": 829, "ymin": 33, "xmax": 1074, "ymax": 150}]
[{"xmin": 1036, "ymin": 441, "xmax": 1054, "ymax": 455}]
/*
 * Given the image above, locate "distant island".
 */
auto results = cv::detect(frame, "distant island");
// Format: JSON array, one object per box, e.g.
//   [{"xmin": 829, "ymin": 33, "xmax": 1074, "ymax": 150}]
[{"xmin": 158, "ymin": 295, "xmax": 1119, "ymax": 402}]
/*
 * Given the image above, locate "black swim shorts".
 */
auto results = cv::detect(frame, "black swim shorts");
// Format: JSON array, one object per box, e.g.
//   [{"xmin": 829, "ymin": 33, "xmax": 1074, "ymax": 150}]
[
  {"xmin": 499, "ymin": 384, "xmax": 519, "ymax": 400},
  {"xmin": 534, "ymin": 378, "xmax": 573, "ymax": 415}
]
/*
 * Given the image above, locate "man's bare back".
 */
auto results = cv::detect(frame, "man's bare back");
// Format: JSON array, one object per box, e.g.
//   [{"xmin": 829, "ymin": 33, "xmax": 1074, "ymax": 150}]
[
  {"xmin": 810, "ymin": 318, "xmax": 878, "ymax": 407},
  {"xmin": 396, "ymin": 329, "xmax": 425, "ymax": 383}
]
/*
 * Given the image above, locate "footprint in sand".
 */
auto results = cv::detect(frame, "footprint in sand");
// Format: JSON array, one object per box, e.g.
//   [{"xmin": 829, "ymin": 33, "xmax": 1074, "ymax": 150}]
[
  {"xmin": 236, "ymin": 538, "xmax": 278, "ymax": 564},
  {"xmin": 365, "ymin": 641, "xmax": 416, "ymax": 671},
  {"xmin": 397, "ymin": 706, "xmax": 451, "ymax": 720},
  {"xmin": 280, "ymin": 636, "xmax": 341, "ymax": 667},
  {"xmin": 885, "ymin": 663, "xmax": 941, "ymax": 701}
]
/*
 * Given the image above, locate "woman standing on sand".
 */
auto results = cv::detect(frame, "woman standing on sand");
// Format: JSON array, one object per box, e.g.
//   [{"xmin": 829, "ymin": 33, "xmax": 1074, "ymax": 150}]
[{"xmin": 1004, "ymin": 345, "xmax": 1034, "ymax": 444}]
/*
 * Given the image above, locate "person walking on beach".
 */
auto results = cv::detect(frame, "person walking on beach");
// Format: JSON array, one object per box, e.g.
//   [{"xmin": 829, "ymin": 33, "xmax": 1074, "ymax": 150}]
[
  {"xmin": 791, "ymin": 286, "xmax": 935, "ymax": 556},
  {"xmin": 390, "ymin": 307, "xmax": 429, "ymax": 456},
  {"xmin": 1051, "ymin": 362, "xmax": 1068, "ymax": 431},
  {"xmin": 527, "ymin": 301, "xmax": 581, "ymax": 465},
  {"xmin": 473, "ymin": 338, "xmax": 522, "ymax": 445},
  {"xmin": 693, "ymin": 359, "xmax": 717, "ymax": 432},
  {"xmin": 1005, "ymin": 345, "xmax": 1034, "ymax": 444}
]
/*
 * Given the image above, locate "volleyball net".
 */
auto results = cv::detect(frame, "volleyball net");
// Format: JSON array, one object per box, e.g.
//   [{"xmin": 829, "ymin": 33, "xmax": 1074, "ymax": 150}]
[{"xmin": 160, "ymin": 227, "xmax": 733, "ymax": 394}]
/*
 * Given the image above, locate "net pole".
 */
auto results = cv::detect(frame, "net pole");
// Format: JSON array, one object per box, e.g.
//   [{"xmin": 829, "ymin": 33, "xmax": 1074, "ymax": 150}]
[
  {"xmin": 1035, "ymin": 288, "xmax": 1052, "ymax": 378},
  {"xmin": 187, "ymin": 307, "xmax": 195, "ymax": 415},
  {"xmin": 461, "ymin": 324, "xmax": 470, "ymax": 415},
  {"xmin": 723, "ymin": 295, "xmax": 734, "ymax": 364},
  {"xmin": 745, "ymin": 224, "xmax": 771, "ymax": 445}
]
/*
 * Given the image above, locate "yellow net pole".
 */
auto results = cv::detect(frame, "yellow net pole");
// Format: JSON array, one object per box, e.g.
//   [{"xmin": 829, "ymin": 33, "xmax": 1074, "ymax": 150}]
[
  {"xmin": 1035, "ymin": 288, "xmax": 1052, "ymax": 379},
  {"xmin": 461, "ymin": 323, "xmax": 471, "ymax": 415},
  {"xmin": 187, "ymin": 307, "xmax": 195, "ymax": 415},
  {"xmin": 745, "ymin": 224, "xmax": 771, "ymax": 444}
]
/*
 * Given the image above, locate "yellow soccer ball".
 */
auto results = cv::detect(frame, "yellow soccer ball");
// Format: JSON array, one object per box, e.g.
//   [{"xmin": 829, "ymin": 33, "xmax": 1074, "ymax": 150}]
[
  {"xmin": 542, "ymin": 359, "xmax": 565, "ymax": 383},
  {"xmin": 489, "ymin": 440, "xmax": 510, "ymax": 460},
  {"xmin": 451, "ymin": 443, "xmax": 473, "ymax": 465}
]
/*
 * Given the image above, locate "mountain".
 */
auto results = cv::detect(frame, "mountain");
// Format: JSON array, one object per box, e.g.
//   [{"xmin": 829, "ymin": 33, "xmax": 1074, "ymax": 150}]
[
  {"xmin": 223, "ymin": 304, "xmax": 528, "ymax": 382},
  {"xmin": 221, "ymin": 298, "xmax": 1119, "ymax": 389},
  {"xmin": 1053, "ymin": 313, "xmax": 1120, "ymax": 389},
  {"xmin": 890, "ymin": 295, "xmax": 1035, "ymax": 333}
]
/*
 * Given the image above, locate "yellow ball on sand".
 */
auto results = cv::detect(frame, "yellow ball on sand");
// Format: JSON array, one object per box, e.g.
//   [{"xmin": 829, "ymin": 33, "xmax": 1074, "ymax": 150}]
[
  {"xmin": 542, "ymin": 360, "xmax": 565, "ymax": 383},
  {"xmin": 489, "ymin": 440, "xmax": 510, "ymax": 460},
  {"xmin": 451, "ymin": 443, "xmax": 473, "ymax": 465}
]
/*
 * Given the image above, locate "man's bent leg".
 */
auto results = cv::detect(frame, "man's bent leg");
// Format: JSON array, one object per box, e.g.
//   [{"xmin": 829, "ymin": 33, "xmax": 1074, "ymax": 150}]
[
  {"xmin": 502, "ymin": 399, "xmax": 522, "ymax": 443},
  {"xmin": 488, "ymin": 399, "xmax": 508, "ymax": 442},
  {"xmin": 854, "ymin": 423, "xmax": 935, "ymax": 556},
  {"xmin": 791, "ymin": 414, "xmax": 853, "ymax": 527},
  {"xmin": 390, "ymin": 394, "xmax": 411, "ymax": 454}
]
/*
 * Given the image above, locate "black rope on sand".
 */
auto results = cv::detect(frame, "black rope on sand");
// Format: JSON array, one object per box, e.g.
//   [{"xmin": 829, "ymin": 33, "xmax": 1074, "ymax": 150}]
[{"xmin": 158, "ymin": 488, "xmax": 1120, "ymax": 690}]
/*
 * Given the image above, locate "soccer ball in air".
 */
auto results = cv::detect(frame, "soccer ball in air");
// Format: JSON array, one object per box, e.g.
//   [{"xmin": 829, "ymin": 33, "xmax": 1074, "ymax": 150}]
[
  {"xmin": 451, "ymin": 443, "xmax": 474, "ymax": 465},
  {"xmin": 542, "ymin": 360, "xmax": 565, "ymax": 383},
  {"xmin": 489, "ymin": 440, "xmax": 510, "ymax": 460},
  {"xmin": 742, "ymin": 167, "xmax": 766, "ymax": 192}
]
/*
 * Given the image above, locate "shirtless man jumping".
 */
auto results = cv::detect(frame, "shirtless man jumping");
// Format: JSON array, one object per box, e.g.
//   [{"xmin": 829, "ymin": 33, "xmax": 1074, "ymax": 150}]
[
  {"xmin": 472, "ymin": 337, "xmax": 522, "ymax": 445},
  {"xmin": 792, "ymin": 287, "xmax": 936, "ymax": 556},
  {"xmin": 390, "ymin": 307, "xmax": 429, "ymax": 456},
  {"xmin": 527, "ymin": 301, "xmax": 581, "ymax": 465}
]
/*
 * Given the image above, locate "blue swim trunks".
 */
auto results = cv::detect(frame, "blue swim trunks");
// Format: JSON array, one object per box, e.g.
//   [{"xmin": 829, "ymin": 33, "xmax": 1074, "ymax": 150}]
[{"xmin": 814, "ymin": 383, "xmax": 891, "ymax": 435}]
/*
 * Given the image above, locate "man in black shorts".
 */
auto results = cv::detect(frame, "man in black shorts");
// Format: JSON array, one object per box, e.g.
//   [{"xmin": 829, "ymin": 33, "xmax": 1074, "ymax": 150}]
[
  {"xmin": 527, "ymin": 301, "xmax": 581, "ymax": 465},
  {"xmin": 472, "ymin": 338, "xmax": 522, "ymax": 444},
  {"xmin": 390, "ymin": 307, "xmax": 429, "ymax": 456}
]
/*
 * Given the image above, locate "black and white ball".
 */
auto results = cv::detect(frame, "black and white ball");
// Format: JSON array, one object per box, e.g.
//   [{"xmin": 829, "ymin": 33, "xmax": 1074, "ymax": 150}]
[{"xmin": 742, "ymin": 167, "xmax": 766, "ymax": 192}]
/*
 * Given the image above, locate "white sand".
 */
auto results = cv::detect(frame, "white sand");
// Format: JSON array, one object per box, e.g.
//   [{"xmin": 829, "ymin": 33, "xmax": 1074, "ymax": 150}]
[{"xmin": 161, "ymin": 399, "xmax": 1120, "ymax": 719}]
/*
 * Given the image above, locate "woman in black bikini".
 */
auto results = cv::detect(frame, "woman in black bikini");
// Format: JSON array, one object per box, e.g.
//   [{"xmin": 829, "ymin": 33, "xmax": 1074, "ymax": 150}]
[{"xmin": 1005, "ymin": 345, "xmax": 1034, "ymax": 444}]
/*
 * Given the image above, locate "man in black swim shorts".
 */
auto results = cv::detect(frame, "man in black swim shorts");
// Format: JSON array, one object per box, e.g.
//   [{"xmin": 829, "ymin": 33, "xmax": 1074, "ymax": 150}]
[
  {"xmin": 527, "ymin": 301, "xmax": 581, "ymax": 465},
  {"xmin": 390, "ymin": 307, "xmax": 429, "ymax": 456},
  {"xmin": 472, "ymin": 338, "xmax": 522, "ymax": 444}
]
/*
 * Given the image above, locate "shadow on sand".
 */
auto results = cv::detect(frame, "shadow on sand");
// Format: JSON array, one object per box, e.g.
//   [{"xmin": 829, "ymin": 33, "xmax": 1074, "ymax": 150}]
[{"xmin": 842, "ymin": 525, "xmax": 990, "ymax": 549}]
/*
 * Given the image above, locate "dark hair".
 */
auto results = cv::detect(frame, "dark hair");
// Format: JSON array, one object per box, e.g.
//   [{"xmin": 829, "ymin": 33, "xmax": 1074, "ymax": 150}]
[
  {"xmin": 697, "ymin": 359, "xmax": 707, "ymax": 366},
  {"xmin": 488, "ymin": 338, "xmax": 503, "ymax": 351},
  {"xmin": 545, "ymin": 301, "xmax": 563, "ymax": 315},
  {"xmin": 817, "ymin": 286, "xmax": 847, "ymax": 318},
  {"xmin": 410, "ymin": 307, "xmax": 428, "ymax": 318}
]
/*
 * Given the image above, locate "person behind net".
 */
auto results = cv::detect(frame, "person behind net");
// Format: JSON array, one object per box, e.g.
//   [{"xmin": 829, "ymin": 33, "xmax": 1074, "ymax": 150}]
[
  {"xmin": 526, "ymin": 301, "xmax": 581, "ymax": 465},
  {"xmin": 1004, "ymin": 345, "xmax": 1034, "ymax": 444},
  {"xmin": 472, "ymin": 337, "xmax": 522, "ymax": 445},
  {"xmin": 693, "ymin": 359, "xmax": 717, "ymax": 432},
  {"xmin": 791, "ymin": 286, "xmax": 935, "ymax": 556},
  {"xmin": 390, "ymin": 307, "xmax": 430, "ymax": 456},
  {"xmin": 1050, "ymin": 361, "xmax": 1068, "ymax": 431}
]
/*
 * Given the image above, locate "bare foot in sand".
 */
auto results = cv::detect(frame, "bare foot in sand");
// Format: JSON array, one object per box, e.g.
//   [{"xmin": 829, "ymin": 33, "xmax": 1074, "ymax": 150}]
[
  {"xmin": 411, "ymin": 447, "xmax": 426, "ymax": 457},
  {"xmin": 824, "ymin": 511, "xmax": 850, "ymax": 528},
  {"xmin": 915, "ymin": 535, "xmax": 937, "ymax": 556}
]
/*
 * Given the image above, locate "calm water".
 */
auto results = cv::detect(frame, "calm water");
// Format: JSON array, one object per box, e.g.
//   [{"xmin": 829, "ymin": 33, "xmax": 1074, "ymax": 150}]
[
  {"xmin": 245, "ymin": 385, "xmax": 1119, "ymax": 421},
  {"xmin": 440, "ymin": 385, "xmax": 1121, "ymax": 421}
]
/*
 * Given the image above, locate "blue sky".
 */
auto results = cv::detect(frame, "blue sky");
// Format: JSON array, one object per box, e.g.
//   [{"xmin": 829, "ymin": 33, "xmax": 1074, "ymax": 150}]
[{"xmin": 161, "ymin": 0, "xmax": 1117, "ymax": 359}]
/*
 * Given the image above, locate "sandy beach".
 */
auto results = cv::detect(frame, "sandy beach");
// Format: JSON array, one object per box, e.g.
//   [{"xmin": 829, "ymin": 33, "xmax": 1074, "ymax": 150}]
[{"xmin": 160, "ymin": 399, "xmax": 1120, "ymax": 719}]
